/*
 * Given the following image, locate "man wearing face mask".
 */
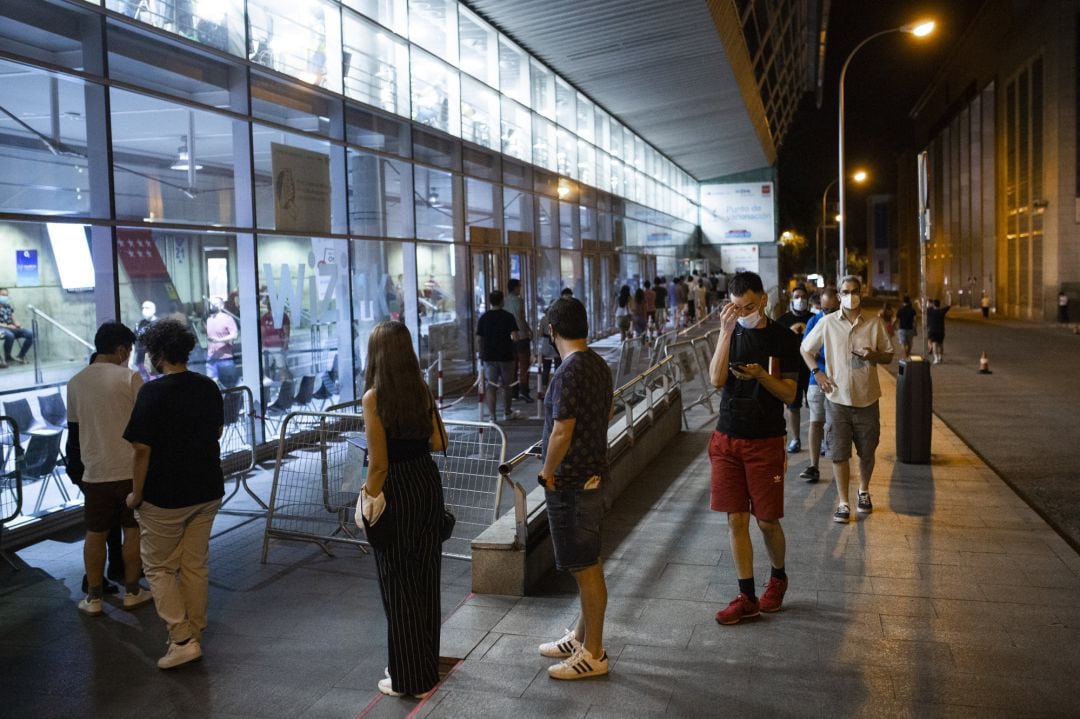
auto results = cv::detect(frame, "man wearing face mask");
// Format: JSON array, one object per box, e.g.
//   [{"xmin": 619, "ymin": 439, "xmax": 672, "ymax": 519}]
[
  {"xmin": 777, "ymin": 285, "xmax": 813, "ymax": 454},
  {"xmin": 134, "ymin": 301, "xmax": 157, "ymax": 379},
  {"xmin": 706, "ymin": 272, "xmax": 801, "ymax": 625},
  {"xmin": 205, "ymin": 295, "xmax": 238, "ymax": 381},
  {"xmin": 0, "ymin": 287, "xmax": 33, "ymax": 368},
  {"xmin": 798, "ymin": 288, "xmax": 839, "ymax": 483},
  {"xmin": 800, "ymin": 276, "xmax": 894, "ymax": 523}
]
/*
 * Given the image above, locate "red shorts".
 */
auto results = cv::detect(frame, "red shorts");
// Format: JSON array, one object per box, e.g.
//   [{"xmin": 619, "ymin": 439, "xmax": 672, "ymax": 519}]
[{"xmin": 708, "ymin": 432, "xmax": 786, "ymax": 520}]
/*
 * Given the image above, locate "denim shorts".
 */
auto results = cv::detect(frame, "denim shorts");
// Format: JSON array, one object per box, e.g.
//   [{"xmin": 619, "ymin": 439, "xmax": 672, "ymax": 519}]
[{"xmin": 545, "ymin": 476, "xmax": 603, "ymax": 573}]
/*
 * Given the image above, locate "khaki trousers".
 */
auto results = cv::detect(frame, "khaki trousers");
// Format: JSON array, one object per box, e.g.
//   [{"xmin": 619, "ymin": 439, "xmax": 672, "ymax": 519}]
[{"xmin": 136, "ymin": 499, "xmax": 220, "ymax": 644}]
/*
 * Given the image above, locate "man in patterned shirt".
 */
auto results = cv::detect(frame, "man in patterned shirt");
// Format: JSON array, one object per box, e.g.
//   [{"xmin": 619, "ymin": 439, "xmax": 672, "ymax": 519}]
[
  {"xmin": 0, "ymin": 287, "xmax": 34, "ymax": 368},
  {"xmin": 536, "ymin": 298, "xmax": 614, "ymax": 680}
]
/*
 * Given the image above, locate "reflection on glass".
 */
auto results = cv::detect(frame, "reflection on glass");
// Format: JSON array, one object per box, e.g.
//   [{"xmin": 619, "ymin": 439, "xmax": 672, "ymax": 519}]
[
  {"xmin": 559, "ymin": 200, "xmax": 576, "ymax": 250},
  {"xmin": 578, "ymin": 141, "xmax": 596, "ymax": 186},
  {"xmin": 346, "ymin": 0, "xmax": 407, "ymax": 35},
  {"xmin": 247, "ymin": 0, "xmax": 342, "ymax": 91},
  {"xmin": 501, "ymin": 98, "xmax": 531, "ymax": 162},
  {"xmin": 533, "ymin": 115, "xmax": 557, "ymax": 172},
  {"xmin": 537, "ymin": 195, "xmax": 557, "ymax": 248},
  {"xmin": 499, "ymin": 37, "xmax": 530, "ymax": 106},
  {"xmin": 408, "ymin": 0, "xmax": 458, "ymax": 65},
  {"xmin": 504, "ymin": 189, "xmax": 533, "ymax": 246},
  {"xmin": 576, "ymin": 93, "xmax": 594, "ymax": 142},
  {"xmin": 348, "ymin": 149, "xmax": 414, "ymax": 238},
  {"xmin": 557, "ymin": 127, "xmax": 577, "ymax": 179},
  {"xmin": 347, "ymin": 106, "xmax": 410, "ymax": 156},
  {"xmin": 461, "ymin": 76, "xmax": 499, "ymax": 150},
  {"xmin": 530, "ymin": 59, "xmax": 555, "ymax": 119},
  {"xmin": 0, "ymin": 61, "xmax": 90, "ymax": 215},
  {"xmin": 351, "ymin": 238, "xmax": 408, "ymax": 396},
  {"xmin": 417, "ymin": 242, "xmax": 470, "ymax": 382},
  {"xmin": 106, "ymin": 0, "xmax": 245, "ymax": 56},
  {"xmin": 410, "ymin": 48, "xmax": 460, "ymax": 136},
  {"xmin": 555, "ymin": 77, "xmax": 575, "ymax": 129},
  {"xmin": 458, "ymin": 6, "xmax": 497, "ymax": 86},
  {"xmin": 251, "ymin": 123, "xmax": 341, "ymax": 233},
  {"xmin": 110, "ymin": 89, "xmax": 238, "ymax": 226},
  {"xmin": 414, "ymin": 165, "xmax": 454, "ymax": 241},
  {"xmin": 343, "ymin": 10, "xmax": 410, "ymax": 116},
  {"xmin": 595, "ymin": 107, "xmax": 610, "ymax": 153},
  {"xmin": 465, "ymin": 178, "xmax": 498, "ymax": 244}
]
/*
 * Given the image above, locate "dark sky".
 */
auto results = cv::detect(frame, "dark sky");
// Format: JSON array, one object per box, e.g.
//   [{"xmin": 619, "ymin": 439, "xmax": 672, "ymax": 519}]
[{"xmin": 777, "ymin": 0, "xmax": 986, "ymax": 271}]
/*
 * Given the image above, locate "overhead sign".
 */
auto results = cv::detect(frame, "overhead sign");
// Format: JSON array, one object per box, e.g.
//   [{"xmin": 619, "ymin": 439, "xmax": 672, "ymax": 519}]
[
  {"xmin": 719, "ymin": 243, "xmax": 759, "ymax": 274},
  {"xmin": 700, "ymin": 182, "xmax": 775, "ymax": 244}
]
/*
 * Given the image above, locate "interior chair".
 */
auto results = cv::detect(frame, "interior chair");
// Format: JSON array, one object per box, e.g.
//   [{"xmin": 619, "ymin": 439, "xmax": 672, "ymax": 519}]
[
  {"xmin": 20, "ymin": 432, "xmax": 67, "ymax": 515},
  {"xmin": 264, "ymin": 379, "xmax": 295, "ymax": 439},
  {"xmin": 3, "ymin": 398, "xmax": 62, "ymax": 445},
  {"xmin": 37, "ymin": 392, "xmax": 67, "ymax": 430},
  {"xmin": 293, "ymin": 375, "xmax": 317, "ymax": 412}
]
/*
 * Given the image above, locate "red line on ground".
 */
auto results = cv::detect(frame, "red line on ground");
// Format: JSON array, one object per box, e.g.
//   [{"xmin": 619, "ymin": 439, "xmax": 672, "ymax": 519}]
[{"xmin": 354, "ymin": 693, "xmax": 383, "ymax": 719}]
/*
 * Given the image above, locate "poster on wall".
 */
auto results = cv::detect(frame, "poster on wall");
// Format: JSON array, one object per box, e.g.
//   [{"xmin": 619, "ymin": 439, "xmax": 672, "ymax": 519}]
[
  {"xmin": 16, "ymin": 249, "xmax": 39, "ymax": 286},
  {"xmin": 700, "ymin": 182, "xmax": 775, "ymax": 244},
  {"xmin": 719, "ymin": 243, "xmax": 760, "ymax": 274},
  {"xmin": 271, "ymin": 143, "xmax": 331, "ymax": 234}
]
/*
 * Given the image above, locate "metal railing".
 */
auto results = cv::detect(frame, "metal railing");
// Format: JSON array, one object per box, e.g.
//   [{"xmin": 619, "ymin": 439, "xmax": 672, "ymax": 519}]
[
  {"xmin": 26, "ymin": 305, "xmax": 94, "ymax": 384},
  {"xmin": 0, "ymin": 416, "xmax": 24, "ymax": 569},
  {"xmin": 218, "ymin": 385, "xmax": 264, "ymax": 515},
  {"xmin": 259, "ymin": 410, "xmax": 507, "ymax": 563}
]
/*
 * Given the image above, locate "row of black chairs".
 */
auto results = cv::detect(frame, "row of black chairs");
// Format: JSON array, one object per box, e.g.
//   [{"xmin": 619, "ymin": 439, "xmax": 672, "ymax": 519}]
[{"xmin": 1, "ymin": 394, "xmax": 70, "ymax": 518}]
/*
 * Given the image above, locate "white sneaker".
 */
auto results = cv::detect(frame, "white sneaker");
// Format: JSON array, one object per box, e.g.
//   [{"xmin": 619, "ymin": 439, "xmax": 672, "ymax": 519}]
[
  {"xmin": 77, "ymin": 597, "xmax": 103, "ymax": 616},
  {"xmin": 123, "ymin": 587, "xmax": 154, "ymax": 609},
  {"xmin": 538, "ymin": 628, "xmax": 581, "ymax": 658},
  {"xmin": 501, "ymin": 410, "xmax": 523, "ymax": 422},
  {"xmin": 547, "ymin": 646, "xmax": 609, "ymax": 680},
  {"xmin": 157, "ymin": 640, "xmax": 202, "ymax": 669},
  {"xmin": 378, "ymin": 676, "xmax": 431, "ymax": 699}
]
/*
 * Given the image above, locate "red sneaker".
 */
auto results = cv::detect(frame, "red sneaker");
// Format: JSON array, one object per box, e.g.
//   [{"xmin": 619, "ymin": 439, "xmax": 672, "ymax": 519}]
[
  {"xmin": 759, "ymin": 577, "xmax": 788, "ymax": 613},
  {"xmin": 715, "ymin": 592, "xmax": 760, "ymax": 625}
]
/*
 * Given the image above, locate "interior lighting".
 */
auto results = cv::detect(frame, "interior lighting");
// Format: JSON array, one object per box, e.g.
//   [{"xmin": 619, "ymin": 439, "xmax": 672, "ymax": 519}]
[{"xmin": 170, "ymin": 136, "xmax": 202, "ymax": 171}]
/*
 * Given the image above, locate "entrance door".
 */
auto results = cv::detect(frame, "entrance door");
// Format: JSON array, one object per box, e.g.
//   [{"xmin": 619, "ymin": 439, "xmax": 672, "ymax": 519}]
[
  {"xmin": 470, "ymin": 250, "xmax": 504, "ymax": 318},
  {"xmin": 507, "ymin": 250, "xmax": 533, "ymax": 335}
]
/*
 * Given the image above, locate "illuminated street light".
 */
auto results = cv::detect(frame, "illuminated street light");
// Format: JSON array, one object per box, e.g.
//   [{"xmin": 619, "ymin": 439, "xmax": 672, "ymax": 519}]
[
  {"xmin": 838, "ymin": 20, "xmax": 936, "ymax": 278},
  {"xmin": 818, "ymin": 169, "xmax": 869, "ymax": 276}
]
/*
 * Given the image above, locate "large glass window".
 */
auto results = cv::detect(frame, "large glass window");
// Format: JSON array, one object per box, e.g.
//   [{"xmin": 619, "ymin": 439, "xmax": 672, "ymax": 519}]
[
  {"xmin": 416, "ymin": 242, "xmax": 470, "ymax": 381},
  {"xmin": 257, "ymin": 234, "xmax": 351, "ymax": 408},
  {"xmin": 346, "ymin": 0, "xmax": 408, "ymax": 36},
  {"xmin": 251, "ymin": 72, "xmax": 336, "ymax": 136},
  {"xmin": 537, "ymin": 195, "xmax": 557, "ymax": 248},
  {"xmin": 576, "ymin": 94, "xmax": 594, "ymax": 143},
  {"xmin": 461, "ymin": 76, "xmax": 499, "ymax": 150},
  {"xmin": 346, "ymin": 106, "xmax": 411, "ymax": 157},
  {"xmin": 465, "ymin": 178, "xmax": 499, "ymax": 244},
  {"xmin": 0, "ymin": 60, "xmax": 92, "ymax": 216},
  {"xmin": 531, "ymin": 60, "xmax": 555, "ymax": 120},
  {"xmin": 501, "ymin": 99, "xmax": 531, "ymax": 162},
  {"xmin": 351, "ymin": 238, "xmax": 411, "ymax": 395},
  {"xmin": 343, "ymin": 10, "xmax": 410, "ymax": 117},
  {"xmin": 106, "ymin": 0, "xmax": 245, "ymax": 56},
  {"xmin": 499, "ymin": 37, "xmax": 530, "ymax": 107},
  {"xmin": 414, "ymin": 166, "xmax": 455, "ymax": 241},
  {"xmin": 555, "ymin": 77, "xmax": 575, "ymax": 129},
  {"xmin": 247, "ymin": 0, "xmax": 343, "ymax": 92},
  {"xmin": 557, "ymin": 127, "xmax": 577, "ymax": 179},
  {"xmin": 410, "ymin": 49, "xmax": 460, "ymax": 136},
  {"xmin": 408, "ymin": 0, "xmax": 458, "ymax": 66},
  {"xmin": 578, "ymin": 141, "xmax": 596, "ymax": 187},
  {"xmin": 532, "ymin": 115, "xmax": 558, "ymax": 172},
  {"xmin": 348, "ymin": 149, "xmax": 414, "ymax": 238},
  {"xmin": 458, "ymin": 7, "xmax": 498, "ymax": 87},
  {"xmin": 559, "ymin": 201, "xmax": 578, "ymax": 249},
  {"xmin": 110, "ymin": 89, "xmax": 240, "ymax": 226},
  {"xmin": 504, "ymin": 189, "xmax": 534, "ymax": 247}
]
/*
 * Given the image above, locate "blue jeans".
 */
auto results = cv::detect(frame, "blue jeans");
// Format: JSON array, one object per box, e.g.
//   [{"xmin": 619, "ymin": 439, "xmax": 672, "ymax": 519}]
[
  {"xmin": 545, "ymin": 477, "xmax": 603, "ymax": 573},
  {"xmin": 1, "ymin": 327, "xmax": 33, "ymax": 360}
]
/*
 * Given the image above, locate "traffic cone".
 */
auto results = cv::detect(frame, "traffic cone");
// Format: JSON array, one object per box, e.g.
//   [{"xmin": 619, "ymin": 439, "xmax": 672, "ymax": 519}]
[{"xmin": 978, "ymin": 351, "xmax": 992, "ymax": 374}]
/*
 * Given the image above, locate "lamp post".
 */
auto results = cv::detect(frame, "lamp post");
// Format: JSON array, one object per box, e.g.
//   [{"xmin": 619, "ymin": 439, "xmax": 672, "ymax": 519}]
[
  {"xmin": 838, "ymin": 20, "xmax": 935, "ymax": 279},
  {"xmin": 820, "ymin": 170, "xmax": 867, "ymax": 279}
]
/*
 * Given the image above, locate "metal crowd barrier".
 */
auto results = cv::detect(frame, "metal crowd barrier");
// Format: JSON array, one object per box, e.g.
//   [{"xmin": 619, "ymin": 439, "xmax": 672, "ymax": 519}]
[
  {"xmin": 259, "ymin": 410, "xmax": 507, "ymax": 563},
  {"xmin": 218, "ymin": 386, "xmax": 264, "ymax": 515},
  {"xmin": 0, "ymin": 416, "xmax": 24, "ymax": 569}
]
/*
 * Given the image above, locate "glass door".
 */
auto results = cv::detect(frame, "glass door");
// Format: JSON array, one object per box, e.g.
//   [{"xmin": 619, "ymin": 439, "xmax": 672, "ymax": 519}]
[
  {"xmin": 583, "ymin": 254, "xmax": 600, "ymax": 339},
  {"xmin": 471, "ymin": 250, "xmax": 504, "ymax": 318}
]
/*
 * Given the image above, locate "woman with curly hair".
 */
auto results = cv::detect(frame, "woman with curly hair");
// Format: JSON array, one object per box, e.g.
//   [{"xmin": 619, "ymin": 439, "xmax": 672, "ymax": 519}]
[
  {"xmin": 124, "ymin": 318, "xmax": 225, "ymax": 670},
  {"xmin": 358, "ymin": 320, "xmax": 447, "ymax": 698}
]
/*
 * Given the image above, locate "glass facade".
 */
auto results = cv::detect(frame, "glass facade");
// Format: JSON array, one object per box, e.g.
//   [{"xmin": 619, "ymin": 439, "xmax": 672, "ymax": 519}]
[{"xmin": 0, "ymin": 0, "xmax": 697, "ymax": 532}]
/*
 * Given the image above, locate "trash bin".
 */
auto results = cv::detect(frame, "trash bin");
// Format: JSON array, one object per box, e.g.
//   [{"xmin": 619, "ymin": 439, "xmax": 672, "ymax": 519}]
[{"xmin": 896, "ymin": 358, "xmax": 932, "ymax": 464}]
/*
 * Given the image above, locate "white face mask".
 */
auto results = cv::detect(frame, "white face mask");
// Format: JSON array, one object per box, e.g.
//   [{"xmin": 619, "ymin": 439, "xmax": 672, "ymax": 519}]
[
  {"xmin": 841, "ymin": 293, "xmax": 861, "ymax": 311},
  {"xmin": 811, "ymin": 307, "xmax": 822, "ymax": 315},
  {"xmin": 141, "ymin": 308, "xmax": 155, "ymax": 320},
  {"xmin": 791, "ymin": 298, "xmax": 807, "ymax": 312},
  {"xmin": 737, "ymin": 312, "xmax": 762, "ymax": 329}
]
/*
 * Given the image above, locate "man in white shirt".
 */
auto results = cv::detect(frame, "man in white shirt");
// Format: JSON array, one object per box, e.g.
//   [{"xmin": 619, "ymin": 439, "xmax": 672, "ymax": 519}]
[
  {"xmin": 799, "ymin": 276, "xmax": 894, "ymax": 523},
  {"xmin": 67, "ymin": 322, "xmax": 153, "ymax": 615}
]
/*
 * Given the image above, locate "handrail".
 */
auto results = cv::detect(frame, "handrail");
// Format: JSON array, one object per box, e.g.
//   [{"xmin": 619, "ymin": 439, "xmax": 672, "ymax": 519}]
[
  {"xmin": 497, "ymin": 440, "xmax": 542, "ymax": 550},
  {"xmin": 25, "ymin": 305, "xmax": 93, "ymax": 350},
  {"xmin": 613, "ymin": 354, "xmax": 674, "ymax": 399}
]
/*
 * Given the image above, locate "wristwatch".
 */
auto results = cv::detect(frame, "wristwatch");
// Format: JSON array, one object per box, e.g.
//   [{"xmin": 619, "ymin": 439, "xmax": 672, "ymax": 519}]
[
  {"xmin": 537, "ymin": 474, "xmax": 549, "ymax": 488},
  {"xmin": 811, "ymin": 368, "xmax": 823, "ymax": 376}
]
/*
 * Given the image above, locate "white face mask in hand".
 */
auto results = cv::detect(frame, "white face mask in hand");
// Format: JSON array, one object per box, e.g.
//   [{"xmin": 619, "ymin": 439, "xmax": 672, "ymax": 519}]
[
  {"xmin": 841, "ymin": 294, "xmax": 861, "ymax": 311},
  {"xmin": 737, "ymin": 313, "xmax": 762, "ymax": 329}
]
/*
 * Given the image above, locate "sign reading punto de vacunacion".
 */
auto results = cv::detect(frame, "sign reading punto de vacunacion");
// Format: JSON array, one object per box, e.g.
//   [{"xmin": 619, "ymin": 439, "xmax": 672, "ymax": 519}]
[{"xmin": 699, "ymin": 182, "xmax": 775, "ymax": 245}]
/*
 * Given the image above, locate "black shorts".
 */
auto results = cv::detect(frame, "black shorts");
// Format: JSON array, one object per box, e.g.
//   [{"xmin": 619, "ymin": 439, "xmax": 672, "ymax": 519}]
[
  {"xmin": 83, "ymin": 480, "xmax": 137, "ymax": 533},
  {"xmin": 545, "ymin": 476, "xmax": 603, "ymax": 573}
]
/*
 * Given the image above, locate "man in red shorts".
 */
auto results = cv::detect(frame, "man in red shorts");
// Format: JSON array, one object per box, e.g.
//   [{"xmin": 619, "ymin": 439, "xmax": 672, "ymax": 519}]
[{"xmin": 706, "ymin": 271, "xmax": 801, "ymax": 624}]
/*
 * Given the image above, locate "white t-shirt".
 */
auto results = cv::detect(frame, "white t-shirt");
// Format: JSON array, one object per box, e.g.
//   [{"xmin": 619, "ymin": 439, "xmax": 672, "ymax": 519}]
[{"xmin": 66, "ymin": 362, "xmax": 144, "ymax": 483}]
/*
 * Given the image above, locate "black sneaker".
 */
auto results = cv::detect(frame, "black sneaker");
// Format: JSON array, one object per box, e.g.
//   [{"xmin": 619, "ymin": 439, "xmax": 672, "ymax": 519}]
[
  {"xmin": 857, "ymin": 492, "xmax": 873, "ymax": 514},
  {"xmin": 833, "ymin": 504, "xmax": 851, "ymax": 523},
  {"xmin": 799, "ymin": 465, "xmax": 820, "ymax": 483}
]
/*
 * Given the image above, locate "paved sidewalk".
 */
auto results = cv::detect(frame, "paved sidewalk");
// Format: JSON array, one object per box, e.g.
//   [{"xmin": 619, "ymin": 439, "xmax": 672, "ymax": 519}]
[{"xmin": 414, "ymin": 368, "xmax": 1080, "ymax": 718}]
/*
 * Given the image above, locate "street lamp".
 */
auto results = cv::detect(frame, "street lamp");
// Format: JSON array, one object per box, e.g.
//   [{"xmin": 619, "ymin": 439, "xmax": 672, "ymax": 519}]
[
  {"xmin": 837, "ymin": 19, "xmax": 935, "ymax": 278},
  {"xmin": 819, "ymin": 169, "xmax": 868, "ymax": 277}
]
